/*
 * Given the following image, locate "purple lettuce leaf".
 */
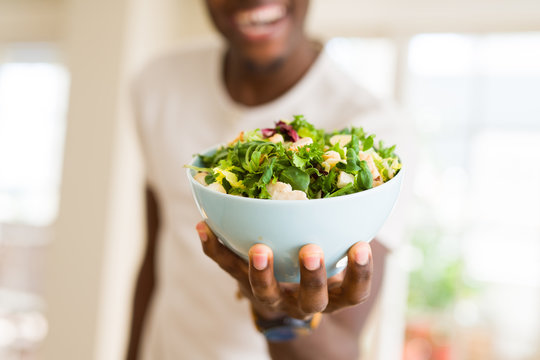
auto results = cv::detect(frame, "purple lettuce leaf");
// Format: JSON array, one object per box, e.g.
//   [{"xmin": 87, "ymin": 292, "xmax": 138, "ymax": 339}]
[
  {"xmin": 262, "ymin": 121, "xmax": 300, "ymax": 142},
  {"xmin": 275, "ymin": 121, "xmax": 299, "ymax": 142},
  {"xmin": 261, "ymin": 128, "xmax": 276, "ymax": 138}
]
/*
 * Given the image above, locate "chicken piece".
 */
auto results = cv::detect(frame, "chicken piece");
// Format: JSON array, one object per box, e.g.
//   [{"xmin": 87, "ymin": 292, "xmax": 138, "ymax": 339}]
[
  {"xmin": 288, "ymin": 137, "xmax": 313, "ymax": 151},
  {"xmin": 267, "ymin": 181, "xmax": 292, "ymax": 196},
  {"xmin": 322, "ymin": 150, "xmax": 343, "ymax": 172},
  {"xmin": 323, "ymin": 150, "xmax": 340, "ymax": 161},
  {"xmin": 268, "ymin": 133, "xmax": 284, "ymax": 143},
  {"xmin": 373, "ymin": 176, "xmax": 384, "ymax": 187},
  {"xmin": 329, "ymin": 134, "xmax": 352, "ymax": 148},
  {"xmin": 207, "ymin": 182, "xmax": 227, "ymax": 194},
  {"xmin": 337, "ymin": 171, "xmax": 355, "ymax": 188},
  {"xmin": 358, "ymin": 152, "xmax": 383, "ymax": 187},
  {"xmin": 194, "ymin": 172, "xmax": 208, "ymax": 186},
  {"xmin": 266, "ymin": 181, "xmax": 308, "ymax": 200},
  {"xmin": 273, "ymin": 190, "xmax": 308, "ymax": 200}
]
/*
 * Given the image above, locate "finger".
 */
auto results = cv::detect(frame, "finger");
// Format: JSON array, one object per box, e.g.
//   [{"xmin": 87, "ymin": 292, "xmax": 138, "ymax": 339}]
[
  {"xmin": 298, "ymin": 244, "xmax": 328, "ymax": 314},
  {"xmin": 196, "ymin": 222, "xmax": 248, "ymax": 283},
  {"xmin": 248, "ymin": 244, "xmax": 281, "ymax": 308},
  {"xmin": 338, "ymin": 242, "xmax": 372, "ymax": 306},
  {"xmin": 327, "ymin": 268, "xmax": 346, "ymax": 290}
]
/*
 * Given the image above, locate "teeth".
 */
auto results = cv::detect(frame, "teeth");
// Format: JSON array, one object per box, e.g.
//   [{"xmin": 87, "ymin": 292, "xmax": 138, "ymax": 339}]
[{"xmin": 235, "ymin": 4, "xmax": 286, "ymax": 27}]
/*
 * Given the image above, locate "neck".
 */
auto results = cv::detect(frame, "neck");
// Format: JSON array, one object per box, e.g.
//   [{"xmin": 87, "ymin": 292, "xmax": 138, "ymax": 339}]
[{"xmin": 223, "ymin": 39, "xmax": 320, "ymax": 107}]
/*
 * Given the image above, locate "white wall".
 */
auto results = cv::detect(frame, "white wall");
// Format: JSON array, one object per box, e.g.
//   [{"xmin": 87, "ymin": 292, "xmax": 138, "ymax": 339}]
[
  {"xmin": 39, "ymin": 0, "xmax": 135, "ymax": 357},
  {"xmin": 0, "ymin": 0, "xmax": 64, "ymax": 42},
  {"xmin": 309, "ymin": 0, "xmax": 540, "ymax": 37},
  {"xmin": 39, "ymin": 0, "xmax": 184, "ymax": 359}
]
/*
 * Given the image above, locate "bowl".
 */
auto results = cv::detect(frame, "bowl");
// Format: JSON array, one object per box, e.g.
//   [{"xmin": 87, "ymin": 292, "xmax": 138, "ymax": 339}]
[{"xmin": 187, "ymin": 147, "xmax": 403, "ymax": 283}]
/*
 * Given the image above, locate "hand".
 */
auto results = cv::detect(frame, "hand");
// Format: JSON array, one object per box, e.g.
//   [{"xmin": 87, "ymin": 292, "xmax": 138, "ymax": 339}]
[{"xmin": 195, "ymin": 221, "xmax": 373, "ymax": 321}]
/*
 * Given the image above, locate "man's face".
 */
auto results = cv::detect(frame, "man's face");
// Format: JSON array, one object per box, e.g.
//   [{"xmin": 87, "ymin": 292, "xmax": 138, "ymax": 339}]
[{"xmin": 205, "ymin": 0, "xmax": 310, "ymax": 69}]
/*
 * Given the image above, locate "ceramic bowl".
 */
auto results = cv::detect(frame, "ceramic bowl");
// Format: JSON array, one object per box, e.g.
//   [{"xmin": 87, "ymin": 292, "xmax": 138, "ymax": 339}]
[{"xmin": 187, "ymin": 147, "xmax": 403, "ymax": 282}]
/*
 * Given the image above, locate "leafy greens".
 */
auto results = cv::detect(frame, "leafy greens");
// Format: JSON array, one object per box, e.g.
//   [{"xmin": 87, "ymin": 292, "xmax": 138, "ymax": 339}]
[{"xmin": 188, "ymin": 115, "xmax": 401, "ymax": 199}]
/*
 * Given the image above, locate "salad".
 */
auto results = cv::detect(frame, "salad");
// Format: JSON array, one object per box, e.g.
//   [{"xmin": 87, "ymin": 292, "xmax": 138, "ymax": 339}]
[{"xmin": 187, "ymin": 115, "xmax": 401, "ymax": 200}]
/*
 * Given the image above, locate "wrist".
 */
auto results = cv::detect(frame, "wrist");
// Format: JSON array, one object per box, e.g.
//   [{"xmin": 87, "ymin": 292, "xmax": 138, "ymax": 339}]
[
  {"xmin": 250, "ymin": 302, "xmax": 286, "ymax": 321},
  {"xmin": 250, "ymin": 305, "xmax": 323, "ymax": 342}
]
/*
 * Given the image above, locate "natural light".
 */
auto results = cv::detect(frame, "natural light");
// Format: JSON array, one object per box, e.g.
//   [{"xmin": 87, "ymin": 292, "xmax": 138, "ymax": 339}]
[
  {"xmin": 405, "ymin": 32, "xmax": 540, "ymax": 360},
  {"xmin": 0, "ymin": 61, "xmax": 69, "ymax": 225}
]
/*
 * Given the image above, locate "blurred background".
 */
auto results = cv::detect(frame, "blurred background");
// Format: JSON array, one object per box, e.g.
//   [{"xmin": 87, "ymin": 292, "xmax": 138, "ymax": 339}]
[{"xmin": 1, "ymin": 0, "xmax": 539, "ymax": 359}]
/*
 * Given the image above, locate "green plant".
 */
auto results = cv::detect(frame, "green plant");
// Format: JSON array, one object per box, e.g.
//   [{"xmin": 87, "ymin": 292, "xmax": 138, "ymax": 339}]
[{"xmin": 407, "ymin": 227, "xmax": 476, "ymax": 312}]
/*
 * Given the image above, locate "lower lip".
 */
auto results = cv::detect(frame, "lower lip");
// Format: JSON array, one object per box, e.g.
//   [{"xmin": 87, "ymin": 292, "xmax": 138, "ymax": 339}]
[{"xmin": 233, "ymin": 16, "xmax": 290, "ymax": 42}]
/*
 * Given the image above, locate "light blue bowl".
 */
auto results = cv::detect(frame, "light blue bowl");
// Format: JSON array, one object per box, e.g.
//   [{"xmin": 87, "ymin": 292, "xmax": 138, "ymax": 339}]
[{"xmin": 187, "ymin": 147, "xmax": 403, "ymax": 283}]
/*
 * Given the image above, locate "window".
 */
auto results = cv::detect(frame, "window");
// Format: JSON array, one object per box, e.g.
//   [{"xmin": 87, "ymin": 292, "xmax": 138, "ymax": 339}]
[
  {"xmin": 405, "ymin": 33, "xmax": 540, "ymax": 359},
  {"xmin": 0, "ymin": 43, "xmax": 70, "ymax": 226},
  {"xmin": 0, "ymin": 42, "xmax": 69, "ymax": 357}
]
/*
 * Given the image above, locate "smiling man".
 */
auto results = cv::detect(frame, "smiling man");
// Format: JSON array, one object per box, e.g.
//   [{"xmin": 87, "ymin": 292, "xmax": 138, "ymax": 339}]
[
  {"xmin": 127, "ymin": 1, "xmax": 398, "ymax": 359},
  {"xmin": 207, "ymin": 0, "xmax": 319, "ymax": 107}
]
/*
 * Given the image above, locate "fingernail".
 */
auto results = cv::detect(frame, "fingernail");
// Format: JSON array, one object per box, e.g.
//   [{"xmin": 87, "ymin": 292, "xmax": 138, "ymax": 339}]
[
  {"xmin": 252, "ymin": 253, "xmax": 268, "ymax": 270},
  {"xmin": 303, "ymin": 254, "xmax": 321, "ymax": 271},
  {"xmin": 196, "ymin": 223, "xmax": 207, "ymax": 242},
  {"xmin": 355, "ymin": 247, "xmax": 370, "ymax": 266}
]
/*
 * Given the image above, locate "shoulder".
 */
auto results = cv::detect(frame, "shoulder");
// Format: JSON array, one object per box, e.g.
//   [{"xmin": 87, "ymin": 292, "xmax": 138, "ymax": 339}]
[
  {"xmin": 130, "ymin": 39, "xmax": 223, "ymax": 138},
  {"xmin": 132, "ymin": 39, "xmax": 221, "ymax": 98},
  {"xmin": 312, "ymin": 46, "xmax": 381, "ymax": 113},
  {"xmin": 310, "ymin": 45, "xmax": 410, "ymax": 140},
  {"xmin": 310, "ymin": 47, "xmax": 389, "ymax": 125}
]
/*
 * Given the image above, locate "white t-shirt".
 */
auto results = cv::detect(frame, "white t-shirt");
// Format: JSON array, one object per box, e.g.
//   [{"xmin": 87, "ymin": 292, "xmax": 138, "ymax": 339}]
[{"xmin": 132, "ymin": 41, "xmax": 409, "ymax": 360}]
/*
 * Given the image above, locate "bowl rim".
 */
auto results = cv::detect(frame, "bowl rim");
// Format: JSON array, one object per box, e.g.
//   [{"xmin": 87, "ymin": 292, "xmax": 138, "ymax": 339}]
[{"xmin": 186, "ymin": 144, "xmax": 404, "ymax": 204}]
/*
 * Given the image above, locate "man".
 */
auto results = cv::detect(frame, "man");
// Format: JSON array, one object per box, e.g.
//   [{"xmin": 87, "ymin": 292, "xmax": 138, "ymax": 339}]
[{"xmin": 127, "ymin": 1, "xmax": 398, "ymax": 359}]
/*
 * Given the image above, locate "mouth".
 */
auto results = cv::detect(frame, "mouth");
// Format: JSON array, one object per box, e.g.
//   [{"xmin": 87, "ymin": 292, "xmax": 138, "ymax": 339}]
[{"xmin": 233, "ymin": 3, "xmax": 289, "ymax": 41}]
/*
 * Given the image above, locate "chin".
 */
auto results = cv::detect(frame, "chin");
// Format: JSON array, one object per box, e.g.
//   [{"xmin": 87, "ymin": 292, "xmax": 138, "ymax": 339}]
[{"xmin": 239, "ymin": 43, "xmax": 289, "ymax": 71}]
